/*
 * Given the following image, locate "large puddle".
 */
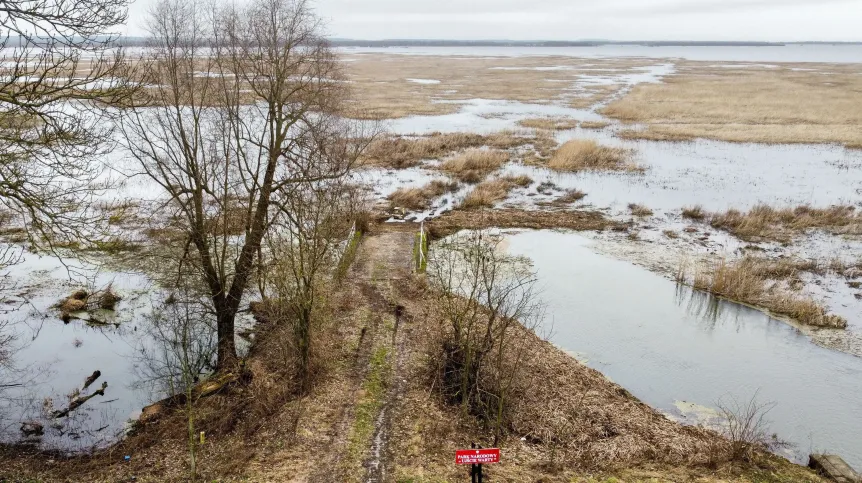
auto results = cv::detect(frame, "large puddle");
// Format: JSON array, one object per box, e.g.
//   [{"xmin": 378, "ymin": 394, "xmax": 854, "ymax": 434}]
[{"xmin": 504, "ymin": 230, "xmax": 862, "ymax": 468}]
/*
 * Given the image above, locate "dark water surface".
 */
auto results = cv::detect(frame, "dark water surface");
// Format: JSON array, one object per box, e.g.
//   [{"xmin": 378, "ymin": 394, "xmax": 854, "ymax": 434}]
[{"xmin": 505, "ymin": 230, "xmax": 862, "ymax": 468}]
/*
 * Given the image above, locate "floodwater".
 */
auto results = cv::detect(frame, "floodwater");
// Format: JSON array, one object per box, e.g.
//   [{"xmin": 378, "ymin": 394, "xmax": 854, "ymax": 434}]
[
  {"xmin": 504, "ymin": 230, "xmax": 862, "ymax": 468},
  {"xmin": 0, "ymin": 249, "xmax": 160, "ymax": 451},
  {"xmin": 340, "ymin": 44, "xmax": 862, "ymax": 64}
]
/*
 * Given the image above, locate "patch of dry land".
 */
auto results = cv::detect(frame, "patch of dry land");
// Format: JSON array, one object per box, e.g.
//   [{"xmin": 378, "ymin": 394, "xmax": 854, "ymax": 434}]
[
  {"xmin": 343, "ymin": 54, "xmax": 652, "ymax": 118},
  {"xmin": 603, "ymin": 61, "xmax": 862, "ymax": 148}
]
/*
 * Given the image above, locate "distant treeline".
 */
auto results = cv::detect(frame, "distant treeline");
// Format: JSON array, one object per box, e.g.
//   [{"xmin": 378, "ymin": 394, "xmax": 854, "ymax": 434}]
[
  {"xmin": 328, "ymin": 39, "xmax": 862, "ymax": 48},
  {"xmin": 4, "ymin": 36, "xmax": 859, "ymax": 48}
]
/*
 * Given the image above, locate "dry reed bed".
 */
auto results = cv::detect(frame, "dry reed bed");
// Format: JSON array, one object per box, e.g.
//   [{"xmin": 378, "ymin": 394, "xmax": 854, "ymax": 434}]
[
  {"xmin": 344, "ymin": 54, "xmax": 654, "ymax": 119},
  {"xmin": 459, "ymin": 175, "xmax": 532, "ymax": 209},
  {"xmin": 680, "ymin": 257, "xmax": 847, "ymax": 329},
  {"xmin": 602, "ymin": 62, "xmax": 862, "ymax": 147},
  {"xmin": 580, "ymin": 121, "xmax": 611, "ymax": 129},
  {"xmin": 543, "ymin": 139, "xmax": 642, "ymax": 173},
  {"xmin": 517, "ymin": 117, "xmax": 580, "ymax": 131},
  {"xmin": 429, "ymin": 208, "xmax": 618, "ymax": 238},
  {"xmin": 387, "ymin": 180, "xmax": 459, "ymax": 210},
  {"xmin": 684, "ymin": 203, "xmax": 862, "ymax": 242},
  {"xmin": 439, "ymin": 149, "xmax": 510, "ymax": 183},
  {"xmin": 361, "ymin": 131, "xmax": 535, "ymax": 170}
]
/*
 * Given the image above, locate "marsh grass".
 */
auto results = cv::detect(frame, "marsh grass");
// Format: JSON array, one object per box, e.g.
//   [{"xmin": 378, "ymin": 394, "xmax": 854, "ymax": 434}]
[
  {"xmin": 518, "ymin": 117, "xmax": 579, "ymax": 131},
  {"xmin": 361, "ymin": 131, "xmax": 531, "ymax": 170},
  {"xmin": 547, "ymin": 139, "xmax": 641, "ymax": 173},
  {"xmin": 684, "ymin": 257, "xmax": 847, "ymax": 328},
  {"xmin": 461, "ymin": 179, "xmax": 519, "ymax": 209},
  {"xmin": 580, "ymin": 121, "xmax": 611, "ymax": 129},
  {"xmin": 707, "ymin": 204, "xmax": 862, "ymax": 242},
  {"xmin": 602, "ymin": 66, "xmax": 862, "ymax": 147},
  {"xmin": 682, "ymin": 205, "xmax": 706, "ymax": 220},
  {"xmin": 628, "ymin": 203, "xmax": 653, "ymax": 217},
  {"xmin": 440, "ymin": 149, "xmax": 509, "ymax": 183},
  {"xmin": 387, "ymin": 180, "xmax": 458, "ymax": 210}
]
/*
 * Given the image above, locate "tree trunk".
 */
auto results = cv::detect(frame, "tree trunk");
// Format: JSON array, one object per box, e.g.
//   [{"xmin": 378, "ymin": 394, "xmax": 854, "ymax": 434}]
[{"xmin": 216, "ymin": 305, "xmax": 238, "ymax": 371}]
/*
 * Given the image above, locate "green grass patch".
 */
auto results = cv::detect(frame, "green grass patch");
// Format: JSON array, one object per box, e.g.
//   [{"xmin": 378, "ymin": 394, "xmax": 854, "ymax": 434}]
[
  {"xmin": 335, "ymin": 230, "xmax": 362, "ymax": 282},
  {"xmin": 347, "ymin": 345, "xmax": 391, "ymax": 465}
]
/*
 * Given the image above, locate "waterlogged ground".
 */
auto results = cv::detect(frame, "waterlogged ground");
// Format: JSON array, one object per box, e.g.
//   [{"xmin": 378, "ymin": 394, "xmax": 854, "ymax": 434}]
[
  {"xmin": 503, "ymin": 230, "xmax": 862, "ymax": 469},
  {"xmin": 0, "ymin": 248, "xmax": 160, "ymax": 451}
]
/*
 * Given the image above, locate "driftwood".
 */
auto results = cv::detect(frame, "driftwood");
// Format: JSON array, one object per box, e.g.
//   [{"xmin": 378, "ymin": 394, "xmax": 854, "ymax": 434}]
[
  {"xmin": 52, "ymin": 381, "xmax": 108, "ymax": 419},
  {"xmin": 139, "ymin": 372, "xmax": 241, "ymax": 423},
  {"xmin": 83, "ymin": 370, "xmax": 101, "ymax": 389}
]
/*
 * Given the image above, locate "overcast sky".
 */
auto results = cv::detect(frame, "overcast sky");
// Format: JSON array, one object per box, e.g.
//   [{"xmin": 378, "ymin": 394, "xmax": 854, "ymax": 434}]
[{"xmin": 125, "ymin": 0, "xmax": 862, "ymax": 41}]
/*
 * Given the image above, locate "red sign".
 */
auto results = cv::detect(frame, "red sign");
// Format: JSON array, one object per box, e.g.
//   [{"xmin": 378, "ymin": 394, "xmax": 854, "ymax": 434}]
[{"xmin": 455, "ymin": 448, "xmax": 500, "ymax": 465}]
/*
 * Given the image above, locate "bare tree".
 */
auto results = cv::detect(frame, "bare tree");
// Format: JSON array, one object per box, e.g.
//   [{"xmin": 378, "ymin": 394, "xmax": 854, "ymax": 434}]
[
  {"xmin": 265, "ymin": 173, "xmax": 364, "ymax": 389},
  {"xmin": 0, "ymin": 0, "xmax": 135, "ymax": 252},
  {"xmin": 121, "ymin": 0, "xmax": 373, "ymax": 370},
  {"xmin": 429, "ymin": 229, "xmax": 543, "ymax": 443}
]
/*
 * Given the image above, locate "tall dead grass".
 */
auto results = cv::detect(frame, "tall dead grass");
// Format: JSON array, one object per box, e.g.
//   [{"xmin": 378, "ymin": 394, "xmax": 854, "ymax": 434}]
[
  {"xmin": 387, "ymin": 180, "xmax": 458, "ymax": 210},
  {"xmin": 601, "ymin": 67, "xmax": 862, "ymax": 148},
  {"xmin": 547, "ymin": 139, "xmax": 641, "ymax": 173},
  {"xmin": 684, "ymin": 257, "xmax": 847, "ymax": 328},
  {"xmin": 440, "ymin": 149, "xmax": 509, "ymax": 183},
  {"xmin": 518, "ymin": 117, "xmax": 579, "ymax": 131},
  {"xmin": 362, "ymin": 131, "xmax": 534, "ymax": 169},
  {"xmin": 708, "ymin": 204, "xmax": 862, "ymax": 242},
  {"xmin": 460, "ymin": 179, "xmax": 517, "ymax": 209}
]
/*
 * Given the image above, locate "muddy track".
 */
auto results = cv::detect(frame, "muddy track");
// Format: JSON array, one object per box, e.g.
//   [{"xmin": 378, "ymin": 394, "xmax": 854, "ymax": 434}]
[{"xmin": 306, "ymin": 228, "xmax": 416, "ymax": 483}]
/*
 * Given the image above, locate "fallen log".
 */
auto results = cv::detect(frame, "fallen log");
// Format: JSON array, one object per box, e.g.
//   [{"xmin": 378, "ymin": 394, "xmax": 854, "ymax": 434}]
[{"xmin": 52, "ymin": 382, "xmax": 108, "ymax": 419}]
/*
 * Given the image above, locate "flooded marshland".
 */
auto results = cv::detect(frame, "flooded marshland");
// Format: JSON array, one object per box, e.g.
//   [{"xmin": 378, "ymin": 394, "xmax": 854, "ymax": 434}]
[{"xmin": 2, "ymin": 44, "xmax": 861, "ymax": 464}]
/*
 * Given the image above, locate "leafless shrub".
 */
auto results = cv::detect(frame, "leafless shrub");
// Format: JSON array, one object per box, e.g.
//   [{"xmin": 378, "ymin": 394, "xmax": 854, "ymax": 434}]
[
  {"xmin": 716, "ymin": 392, "xmax": 788, "ymax": 462},
  {"xmin": 428, "ymin": 229, "xmax": 544, "ymax": 444}
]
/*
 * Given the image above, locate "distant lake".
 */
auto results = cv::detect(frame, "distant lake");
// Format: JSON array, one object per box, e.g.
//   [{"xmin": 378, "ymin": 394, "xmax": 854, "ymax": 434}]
[{"xmin": 338, "ymin": 44, "xmax": 862, "ymax": 63}]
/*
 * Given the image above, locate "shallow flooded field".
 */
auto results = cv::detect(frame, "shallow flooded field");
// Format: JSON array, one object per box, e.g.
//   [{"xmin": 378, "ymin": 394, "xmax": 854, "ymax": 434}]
[{"xmin": 2, "ymin": 45, "xmax": 861, "ymax": 461}]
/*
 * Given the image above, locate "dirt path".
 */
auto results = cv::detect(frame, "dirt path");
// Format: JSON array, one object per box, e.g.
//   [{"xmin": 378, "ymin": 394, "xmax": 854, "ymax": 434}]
[
  {"xmin": 356, "ymin": 230, "xmax": 414, "ymax": 483},
  {"xmin": 302, "ymin": 227, "xmax": 416, "ymax": 483}
]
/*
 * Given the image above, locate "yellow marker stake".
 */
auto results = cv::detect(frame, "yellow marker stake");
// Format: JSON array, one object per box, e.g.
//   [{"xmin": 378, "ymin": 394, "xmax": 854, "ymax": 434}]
[{"xmin": 200, "ymin": 431, "xmax": 205, "ymax": 444}]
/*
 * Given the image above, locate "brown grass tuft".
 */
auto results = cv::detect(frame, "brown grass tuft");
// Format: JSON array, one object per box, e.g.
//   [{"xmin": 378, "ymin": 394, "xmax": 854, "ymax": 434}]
[
  {"xmin": 580, "ymin": 121, "xmax": 611, "ymax": 129},
  {"xmin": 460, "ymin": 179, "xmax": 517, "ymax": 209},
  {"xmin": 685, "ymin": 257, "xmax": 847, "ymax": 328},
  {"xmin": 628, "ymin": 203, "xmax": 654, "ymax": 217},
  {"xmin": 362, "ymin": 131, "xmax": 536, "ymax": 170},
  {"xmin": 501, "ymin": 174, "xmax": 533, "ymax": 187},
  {"xmin": 546, "ymin": 139, "xmax": 641, "ymax": 173},
  {"xmin": 518, "ymin": 117, "xmax": 579, "ymax": 131},
  {"xmin": 682, "ymin": 205, "xmax": 706, "ymax": 220},
  {"xmin": 440, "ymin": 149, "xmax": 509, "ymax": 183},
  {"xmin": 387, "ymin": 180, "xmax": 458, "ymax": 210}
]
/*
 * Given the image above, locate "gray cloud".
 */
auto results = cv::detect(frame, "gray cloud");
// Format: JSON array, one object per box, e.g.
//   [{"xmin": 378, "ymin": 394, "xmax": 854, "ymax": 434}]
[{"xmin": 124, "ymin": 0, "xmax": 862, "ymax": 41}]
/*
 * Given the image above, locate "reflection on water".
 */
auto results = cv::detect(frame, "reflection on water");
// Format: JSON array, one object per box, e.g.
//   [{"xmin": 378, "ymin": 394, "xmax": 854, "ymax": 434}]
[
  {"xmin": 0, "ymin": 248, "xmax": 219, "ymax": 452},
  {"xmin": 504, "ymin": 230, "xmax": 862, "ymax": 468}
]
